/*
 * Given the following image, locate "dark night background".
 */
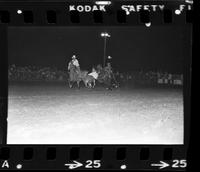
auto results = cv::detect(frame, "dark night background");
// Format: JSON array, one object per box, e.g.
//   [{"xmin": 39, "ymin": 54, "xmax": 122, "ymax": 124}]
[{"xmin": 8, "ymin": 26, "xmax": 191, "ymax": 73}]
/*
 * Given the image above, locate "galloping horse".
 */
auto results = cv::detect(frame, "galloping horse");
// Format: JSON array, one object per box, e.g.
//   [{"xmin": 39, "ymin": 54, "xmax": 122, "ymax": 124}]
[{"xmin": 68, "ymin": 63, "xmax": 88, "ymax": 88}]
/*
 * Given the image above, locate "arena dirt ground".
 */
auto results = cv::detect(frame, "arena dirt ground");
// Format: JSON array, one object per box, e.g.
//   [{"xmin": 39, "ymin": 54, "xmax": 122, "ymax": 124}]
[{"xmin": 7, "ymin": 81, "xmax": 183, "ymax": 144}]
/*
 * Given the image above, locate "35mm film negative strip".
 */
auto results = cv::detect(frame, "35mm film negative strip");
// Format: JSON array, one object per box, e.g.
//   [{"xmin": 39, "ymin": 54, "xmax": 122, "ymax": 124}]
[
  {"xmin": 0, "ymin": 0, "xmax": 192, "ymax": 170},
  {"xmin": 0, "ymin": 0, "xmax": 193, "ymax": 25}
]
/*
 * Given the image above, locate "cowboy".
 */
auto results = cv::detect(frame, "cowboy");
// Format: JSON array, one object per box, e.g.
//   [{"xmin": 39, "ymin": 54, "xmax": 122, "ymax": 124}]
[
  {"xmin": 68, "ymin": 55, "xmax": 80, "ymax": 73},
  {"xmin": 104, "ymin": 63, "xmax": 118, "ymax": 87},
  {"xmin": 104, "ymin": 62, "xmax": 113, "ymax": 78}
]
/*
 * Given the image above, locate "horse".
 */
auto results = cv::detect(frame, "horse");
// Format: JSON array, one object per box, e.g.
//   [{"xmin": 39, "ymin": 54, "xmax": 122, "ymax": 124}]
[
  {"xmin": 96, "ymin": 65, "xmax": 119, "ymax": 90},
  {"xmin": 68, "ymin": 63, "xmax": 88, "ymax": 88}
]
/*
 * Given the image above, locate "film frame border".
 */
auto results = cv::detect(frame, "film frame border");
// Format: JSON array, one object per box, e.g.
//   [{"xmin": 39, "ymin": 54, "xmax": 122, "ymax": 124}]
[
  {"xmin": 0, "ymin": 0, "xmax": 192, "ymax": 170},
  {"xmin": 0, "ymin": 0, "xmax": 193, "ymax": 26}
]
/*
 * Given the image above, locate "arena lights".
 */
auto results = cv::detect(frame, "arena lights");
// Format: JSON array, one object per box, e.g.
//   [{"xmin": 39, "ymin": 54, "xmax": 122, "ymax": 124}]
[
  {"xmin": 145, "ymin": 22, "xmax": 151, "ymax": 27},
  {"xmin": 101, "ymin": 32, "xmax": 111, "ymax": 37},
  {"xmin": 120, "ymin": 165, "xmax": 127, "ymax": 170},
  {"xmin": 101, "ymin": 32, "xmax": 111, "ymax": 67},
  {"xmin": 95, "ymin": 1, "xmax": 112, "ymax": 6},
  {"xmin": 175, "ymin": 9, "xmax": 181, "ymax": 15},
  {"xmin": 185, "ymin": 0, "xmax": 193, "ymax": 4},
  {"xmin": 17, "ymin": 9, "xmax": 23, "ymax": 14}
]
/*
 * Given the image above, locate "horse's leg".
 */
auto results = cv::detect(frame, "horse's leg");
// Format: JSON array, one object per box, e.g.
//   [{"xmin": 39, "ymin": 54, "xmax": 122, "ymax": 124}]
[
  {"xmin": 84, "ymin": 80, "xmax": 88, "ymax": 88},
  {"xmin": 86, "ymin": 82, "xmax": 89, "ymax": 88},
  {"xmin": 111, "ymin": 74, "xmax": 117, "ymax": 88},
  {"xmin": 106, "ymin": 78, "xmax": 112, "ymax": 90},
  {"xmin": 68, "ymin": 79, "xmax": 73, "ymax": 88},
  {"xmin": 89, "ymin": 82, "xmax": 92, "ymax": 89},
  {"xmin": 86, "ymin": 81, "xmax": 91, "ymax": 89},
  {"xmin": 93, "ymin": 79, "xmax": 96, "ymax": 88},
  {"xmin": 109, "ymin": 78, "xmax": 113, "ymax": 90},
  {"xmin": 77, "ymin": 80, "xmax": 80, "ymax": 89}
]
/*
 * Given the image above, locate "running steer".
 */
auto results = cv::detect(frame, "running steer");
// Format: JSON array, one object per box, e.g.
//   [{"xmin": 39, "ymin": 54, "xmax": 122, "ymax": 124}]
[{"xmin": 83, "ymin": 69, "xmax": 99, "ymax": 88}]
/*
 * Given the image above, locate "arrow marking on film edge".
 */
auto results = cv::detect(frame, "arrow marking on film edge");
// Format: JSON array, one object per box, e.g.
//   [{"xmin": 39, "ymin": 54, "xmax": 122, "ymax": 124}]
[
  {"xmin": 64, "ymin": 161, "xmax": 83, "ymax": 169},
  {"xmin": 151, "ymin": 161, "xmax": 170, "ymax": 169}
]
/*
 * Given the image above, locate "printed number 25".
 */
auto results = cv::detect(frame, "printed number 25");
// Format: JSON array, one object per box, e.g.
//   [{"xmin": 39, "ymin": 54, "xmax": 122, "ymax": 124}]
[
  {"xmin": 85, "ymin": 160, "xmax": 101, "ymax": 168},
  {"xmin": 172, "ymin": 160, "xmax": 187, "ymax": 168}
]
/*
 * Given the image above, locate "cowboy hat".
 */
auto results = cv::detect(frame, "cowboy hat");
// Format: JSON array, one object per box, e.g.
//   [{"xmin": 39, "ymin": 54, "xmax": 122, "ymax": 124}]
[{"xmin": 72, "ymin": 55, "xmax": 76, "ymax": 59}]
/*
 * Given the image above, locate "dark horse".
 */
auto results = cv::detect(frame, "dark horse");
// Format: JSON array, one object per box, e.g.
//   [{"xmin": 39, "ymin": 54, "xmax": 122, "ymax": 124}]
[
  {"xmin": 96, "ymin": 65, "xmax": 119, "ymax": 90},
  {"xmin": 68, "ymin": 63, "xmax": 88, "ymax": 88}
]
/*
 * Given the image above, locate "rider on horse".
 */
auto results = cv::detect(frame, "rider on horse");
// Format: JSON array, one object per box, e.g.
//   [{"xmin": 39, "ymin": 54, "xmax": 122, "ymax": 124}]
[
  {"xmin": 68, "ymin": 55, "xmax": 80, "ymax": 73},
  {"xmin": 68, "ymin": 55, "xmax": 89, "ymax": 88},
  {"xmin": 104, "ymin": 62, "xmax": 118, "ymax": 88},
  {"xmin": 104, "ymin": 62, "xmax": 113, "ymax": 78}
]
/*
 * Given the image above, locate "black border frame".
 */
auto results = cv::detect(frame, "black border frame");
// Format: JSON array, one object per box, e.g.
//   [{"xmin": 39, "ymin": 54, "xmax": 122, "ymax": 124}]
[{"xmin": 0, "ymin": 0, "xmax": 192, "ymax": 170}]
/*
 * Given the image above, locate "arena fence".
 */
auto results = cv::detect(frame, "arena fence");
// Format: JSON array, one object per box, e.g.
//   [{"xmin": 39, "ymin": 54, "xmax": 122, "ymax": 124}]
[{"xmin": 8, "ymin": 65, "xmax": 183, "ymax": 86}]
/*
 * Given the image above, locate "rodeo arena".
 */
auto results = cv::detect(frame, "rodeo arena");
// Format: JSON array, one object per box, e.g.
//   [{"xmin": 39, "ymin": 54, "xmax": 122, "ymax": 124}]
[
  {"xmin": 8, "ymin": 63, "xmax": 183, "ymax": 87},
  {"xmin": 8, "ymin": 54, "xmax": 184, "ymax": 144},
  {"xmin": 7, "ymin": 26, "xmax": 186, "ymax": 144}
]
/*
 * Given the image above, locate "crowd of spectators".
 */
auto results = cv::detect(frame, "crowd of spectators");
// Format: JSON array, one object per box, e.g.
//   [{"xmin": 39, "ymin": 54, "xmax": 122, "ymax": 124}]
[
  {"xmin": 115, "ymin": 70, "xmax": 183, "ymax": 86},
  {"xmin": 9, "ymin": 64, "xmax": 67, "ymax": 81},
  {"xmin": 8, "ymin": 65, "xmax": 183, "ymax": 86}
]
